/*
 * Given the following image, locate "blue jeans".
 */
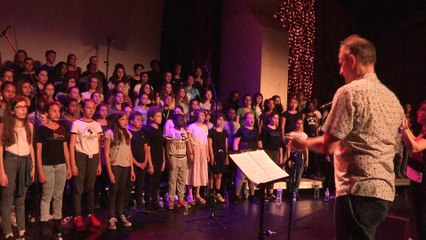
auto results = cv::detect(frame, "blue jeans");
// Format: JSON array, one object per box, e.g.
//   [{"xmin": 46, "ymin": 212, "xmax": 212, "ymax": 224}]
[
  {"xmin": 288, "ymin": 151, "xmax": 305, "ymax": 195},
  {"xmin": 335, "ymin": 195, "xmax": 391, "ymax": 240}
]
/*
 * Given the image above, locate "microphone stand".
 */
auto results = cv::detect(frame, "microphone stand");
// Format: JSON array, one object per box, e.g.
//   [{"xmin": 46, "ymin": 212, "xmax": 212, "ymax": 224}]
[
  {"xmin": 0, "ymin": 25, "xmax": 18, "ymax": 53},
  {"xmin": 203, "ymin": 58, "xmax": 221, "ymax": 112},
  {"xmin": 286, "ymin": 151, "xmax": 303, "ymax": 240},
  {"xmin": 104, "ymin": 36, "xmax": 114, "ymax": 80},
  {"xmin": 186, "ymin": 151, "xmax": 227, "ymax": 232}
]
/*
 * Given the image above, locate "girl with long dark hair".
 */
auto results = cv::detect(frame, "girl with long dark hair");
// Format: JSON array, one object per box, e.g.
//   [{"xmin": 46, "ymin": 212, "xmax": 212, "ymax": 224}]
[
  {"xmin": 0, "ymin": 96, "xmax": 35, "ymax": 240},
  {"xmin": 105, "ymin": 112, "xmax": 136, "ymax": 230}
]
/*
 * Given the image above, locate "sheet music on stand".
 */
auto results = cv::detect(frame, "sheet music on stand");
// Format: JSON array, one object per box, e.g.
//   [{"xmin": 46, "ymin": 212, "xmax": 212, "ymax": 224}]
[{"xmin": 229, "ymin": 150, "xmax": 289, "ymax": 185}]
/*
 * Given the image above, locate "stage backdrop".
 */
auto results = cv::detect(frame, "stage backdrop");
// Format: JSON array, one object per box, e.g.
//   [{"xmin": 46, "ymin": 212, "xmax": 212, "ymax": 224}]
[
  {"xmin": 0, "ymin": 0, "xmax": 164, "ymax": 77},
  {"xmin": 219, "ymin": 0, "xmax": 289, "ymax": 105}
]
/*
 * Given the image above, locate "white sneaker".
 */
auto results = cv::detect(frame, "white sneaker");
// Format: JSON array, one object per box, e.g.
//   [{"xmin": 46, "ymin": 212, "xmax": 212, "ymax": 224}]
[
  {"xmin": 108, "ymin": 218, "xmax": 117, "ymax": 230},
  {"xmin": 119, "ymin": 214, "xmax": 132, "ymax": 227}
]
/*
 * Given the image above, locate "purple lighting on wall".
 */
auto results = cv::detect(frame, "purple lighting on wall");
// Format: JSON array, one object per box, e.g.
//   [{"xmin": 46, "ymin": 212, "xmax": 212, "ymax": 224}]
[{"xmin": 274, "ymin": 0, "xmax": 315, "ymax": 99}]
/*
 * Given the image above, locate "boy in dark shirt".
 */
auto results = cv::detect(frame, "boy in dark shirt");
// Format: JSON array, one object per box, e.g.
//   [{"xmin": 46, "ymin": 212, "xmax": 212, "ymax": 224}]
[
  {"xmin": 127, "ymin": 111, "xmax": 151, "ymax": 211},
  {"xmin": 142, "ymin": 106, "xmax": 165, "ymax": 210}
]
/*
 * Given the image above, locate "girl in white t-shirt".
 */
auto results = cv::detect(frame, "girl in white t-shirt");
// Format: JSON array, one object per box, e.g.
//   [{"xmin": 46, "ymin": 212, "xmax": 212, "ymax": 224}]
[
  {"xmin": 69, "ymin": 99, "xmax": 103, "ymax": 229},
  {"xmin": 186, "ymin": 110, "xmax": 209, "ymax": 205},
  {"xmin": 105, "ymin": 112, "xmax": 136, "ymax": 230}
]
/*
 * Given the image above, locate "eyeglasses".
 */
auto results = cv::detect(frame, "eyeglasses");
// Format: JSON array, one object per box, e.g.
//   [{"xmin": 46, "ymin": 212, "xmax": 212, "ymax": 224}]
[{"xmin": 14, "ymin": 105, "xmax": 28, "ymax": 110}]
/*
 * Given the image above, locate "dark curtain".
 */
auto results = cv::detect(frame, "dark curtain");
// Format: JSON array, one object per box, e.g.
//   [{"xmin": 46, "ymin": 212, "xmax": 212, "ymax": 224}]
[
  {"xmin": 160, "ymin": 0, "xmax": 223, "ymax": 93},
  {"xmin": 313, "ymin": 0, "xmax": 426, "ymax": 108}
]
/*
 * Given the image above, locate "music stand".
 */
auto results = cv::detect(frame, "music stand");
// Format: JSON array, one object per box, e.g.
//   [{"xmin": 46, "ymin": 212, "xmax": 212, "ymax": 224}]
[
  {"xmin": 257, "ymin": 178, "xmax": 288, "ymax": 240},
  {"xmin": 229, "ymin": 150, "xmax": 289, "ymax": 240}
]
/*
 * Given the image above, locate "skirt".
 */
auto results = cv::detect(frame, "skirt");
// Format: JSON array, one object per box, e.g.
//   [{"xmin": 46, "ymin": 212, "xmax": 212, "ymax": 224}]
[{"xmin": 186, "ymin": 144, "xmax": 209, "ymax": 186}]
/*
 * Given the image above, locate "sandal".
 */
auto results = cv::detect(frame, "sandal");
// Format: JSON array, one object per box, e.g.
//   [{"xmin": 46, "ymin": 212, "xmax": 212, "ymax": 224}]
[{"xmin": 196, "ymin": 196, "xmax": 207, "ymax": 205}]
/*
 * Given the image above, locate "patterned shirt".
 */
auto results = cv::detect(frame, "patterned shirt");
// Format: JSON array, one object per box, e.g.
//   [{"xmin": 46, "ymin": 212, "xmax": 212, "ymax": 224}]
[{"xmin": 322, "ymin": 73, "xmax": 404, "ymax": 201}]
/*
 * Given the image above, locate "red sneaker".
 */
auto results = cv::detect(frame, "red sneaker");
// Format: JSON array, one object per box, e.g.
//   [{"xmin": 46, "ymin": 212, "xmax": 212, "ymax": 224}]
[
  {"xmin": 74, "ymin": 216, "xmax": 85, "ymax": 229},
  {"xmin": 89, "ymin": 214, "xmax": 101, "ymax": 227},
  {"xmin": 177, "ymin": 200, "xmax": 189, "ymax": 207}
]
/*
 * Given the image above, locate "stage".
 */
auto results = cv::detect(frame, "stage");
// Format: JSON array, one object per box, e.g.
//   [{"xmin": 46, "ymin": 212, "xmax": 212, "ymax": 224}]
[{"xmin": 21, "ymin": 181, "xmax": 414, "ymax": 240}]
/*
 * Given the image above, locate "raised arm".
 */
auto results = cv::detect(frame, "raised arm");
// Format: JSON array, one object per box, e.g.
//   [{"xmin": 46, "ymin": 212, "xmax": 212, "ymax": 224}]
[{"xmin": 401, "ymin": 118, "xmax": 426, "ymax": 153}]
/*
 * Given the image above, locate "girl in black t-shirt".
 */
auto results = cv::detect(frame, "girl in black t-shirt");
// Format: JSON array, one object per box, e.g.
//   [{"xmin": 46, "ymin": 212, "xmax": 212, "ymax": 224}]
[
  {"xmin": 261, "ymin": 112, "xmax": 285, "ymax": 201},
  {"xmin": 208, "ymin": 112, "xmax": 228, "ymax": 203},
  {"xmin": 37, "ymin": 101, "xmax": 71, "ymax": 237},
  {"xmin": 281, "ymin": 97, "xmax": 303, "ymax": 138}
]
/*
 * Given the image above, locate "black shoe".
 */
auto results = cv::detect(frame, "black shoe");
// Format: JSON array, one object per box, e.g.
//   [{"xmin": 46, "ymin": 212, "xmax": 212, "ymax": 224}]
[
  {"xmin": 40, "ymin": 221, "xmax": 53, "ymax": 238},
  {"xmin": 296, "ymin": 195, "xmax": 302, "ymax": 201}
]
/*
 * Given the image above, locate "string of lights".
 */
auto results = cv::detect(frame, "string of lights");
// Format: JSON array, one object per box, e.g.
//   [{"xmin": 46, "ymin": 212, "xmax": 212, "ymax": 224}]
[{"xmin": 274, "ymin": 0, "xmax": 315, "ymax": 100}]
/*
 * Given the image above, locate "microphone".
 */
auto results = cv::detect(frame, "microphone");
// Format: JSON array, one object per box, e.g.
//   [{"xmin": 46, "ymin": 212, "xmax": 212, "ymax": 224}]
[
  {"xmin": 319, "ymin": 101, "xmax": 333, "ymax": 110},
  {"xmin": 1, "ymin": 24, "xmax": 13, "ymax": 36}
]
